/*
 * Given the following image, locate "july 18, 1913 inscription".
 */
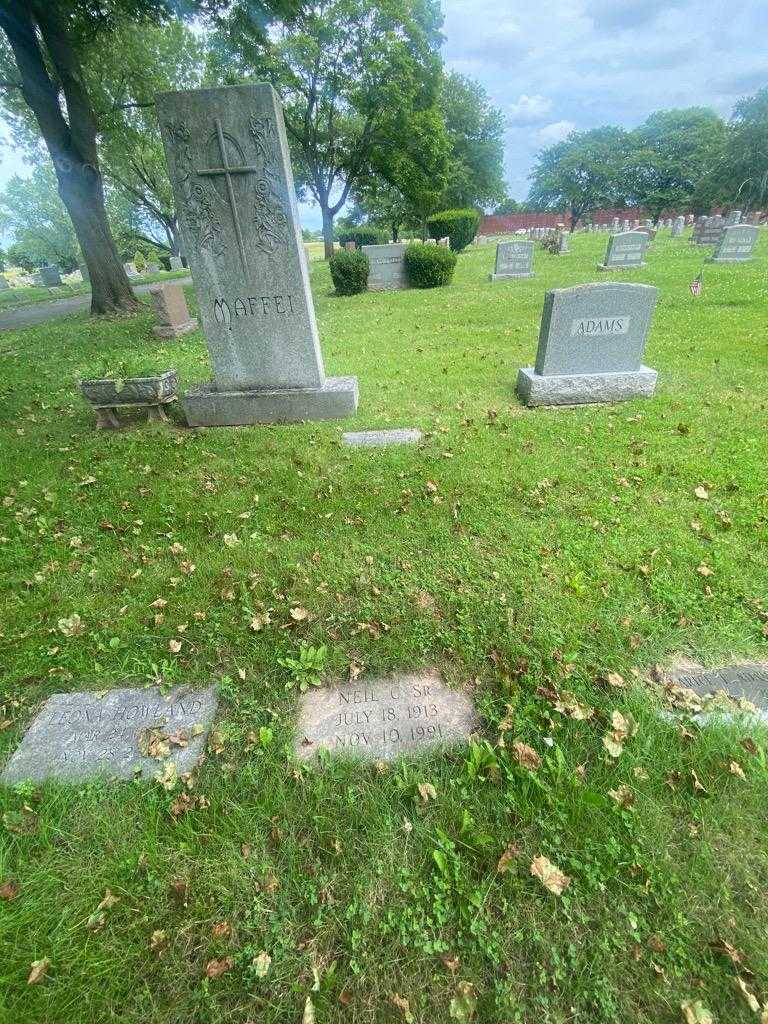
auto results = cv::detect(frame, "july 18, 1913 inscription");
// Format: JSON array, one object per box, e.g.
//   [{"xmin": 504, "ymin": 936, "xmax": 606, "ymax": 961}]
[
  {"xmin": 295, "ymin": 669, "xmax": 478, "ymax": 760},
  {"xmin": 0, "ymin": 685, "xmax": 218, "ymax": 785}
]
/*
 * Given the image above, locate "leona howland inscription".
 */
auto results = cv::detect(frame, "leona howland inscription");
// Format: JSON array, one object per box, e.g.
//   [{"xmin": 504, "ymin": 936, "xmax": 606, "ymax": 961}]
[{"xmin": 295, "ymin": 669, "xmax": 478, "ymax": 760}]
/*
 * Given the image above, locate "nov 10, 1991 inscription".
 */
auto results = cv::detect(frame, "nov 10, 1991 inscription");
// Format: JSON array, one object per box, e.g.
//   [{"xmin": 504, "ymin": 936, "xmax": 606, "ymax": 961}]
[
  {"xmin": 0, "ymin": 685, "xmax": 218, "ymax": 785},
  {"xmin": 295, "ymin": 669, "xmax": 478, "ymax": 760}
]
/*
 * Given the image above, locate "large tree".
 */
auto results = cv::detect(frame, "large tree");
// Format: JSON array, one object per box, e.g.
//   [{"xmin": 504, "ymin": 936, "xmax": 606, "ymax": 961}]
[
  {"xmin": 716, "ymin": 88, "xmax": 768, "ymax": 213},
  {"xmin": 627, "ymin": 107, "xmax": 726, "ymax": 221},
  {"xmin": 437, "ymin": 71, "xmax": 505, "ymax": 210},
  {"xmin": 212, "ymin": 0, "xmax": 444, "ymax": 257},
  {"xmin": 527, "ymin": 126, "xmax": 632, "ymax": 230}
]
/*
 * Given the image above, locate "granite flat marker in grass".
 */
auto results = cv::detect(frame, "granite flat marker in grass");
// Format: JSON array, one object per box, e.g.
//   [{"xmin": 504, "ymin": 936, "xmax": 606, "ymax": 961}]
[
  {"xmin": 490, "ymin": 240, "xmax": 534, "ymax": 280},
  {"xmin": 598, "ymin": 231, "xmax": 648, "ymax": 271},
  {"xmin": 1, "ymin": 685, "xmax": 217, "ymax": 785},
  {"xmin": 342, "ymin": 428, "xmax": 422, "ymax": 447},
  {"xmin": 667, "ymin": 662, "xmax": 768, "ymax": 708},
  {"xmin": 517, "ymin": 282, "xmax": 658, "ymax": 407},
  {"xmin": 707, "ymin": 224, "xmax": 759, "ymax": 263},
  {"xmin": 157, "ymin": 83, "xmax": 358, "ymax": 425},
  {"xmin": 295, "ymin": 669, "xmax": 477, "ymax": 760},
  {"xmin": 362, "ymin": 243, "xmax": 408, "ymax": 290}
]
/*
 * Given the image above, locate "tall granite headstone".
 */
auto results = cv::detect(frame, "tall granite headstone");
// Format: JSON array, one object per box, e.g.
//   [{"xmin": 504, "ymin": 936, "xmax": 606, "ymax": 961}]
[
  {"xmin": 362, "ymin": 243, "xmax": 408, "ymax": 290},
  {"xmin": 490, "ymin": 239, "xmax": 534, "ymax": 280},
  {"xmin": 598, "ymin": 231, "xmax": 648, "ymax": 271},
  {"xmin": 517, "ymin": 282, "xmax": 658, "ymax": 407},
  {"xmin": 707, "ymin": 224, "xmax": 759, "ymax": 263},
  {"xmin": 157, "ymin": 83, "xmax": 358, "ymax": 425}
]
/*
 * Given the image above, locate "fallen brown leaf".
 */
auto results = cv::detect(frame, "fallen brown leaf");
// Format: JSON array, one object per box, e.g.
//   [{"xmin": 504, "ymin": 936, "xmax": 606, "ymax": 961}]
[
  {"xmin": 27, "ymin": 958, "xmax": 50, "ymax": 985},
  {"xmin": 205, "ymin": 957, "xmax": 234, "ymax": 979},
  {"xmin": 497, "ymin": 841, "xmax": 521, "ymax": 873},
  {"xmin": 512, "ymin": 741, "xmax": 542, "ymax": 771},
  {"xmin": 530, "ymin": 854, "xmax": 571, "ymax": 895}
]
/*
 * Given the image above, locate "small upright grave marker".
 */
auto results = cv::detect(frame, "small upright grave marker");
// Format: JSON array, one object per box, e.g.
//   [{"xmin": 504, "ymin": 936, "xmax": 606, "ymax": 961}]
[
  {"xmin": 707, "ymin": 224, "xmax": 759, "ymax": 263},
  {"xmin": 598, "ymin": 231, "xmax": 648, "ymax": 271},
  {"xmin": 150, "ymin": 283, "xmax": 198, "ymax": 338},
  {"xmin": 362, "ymin": 242, "xmax": 408, "ymax": 290},
  {"xmin": 490, "ymin": 239, "xmax": 534, "ymax": 280},
  {"xmin": 169, "ymin": 255, "xmax": 184, "ymax": 271},
  {"xmin": 158, "ymin": 83, "xmax": 357, "ymax": 425},
  {"xmin": 39, "ymin": 265, "xmax": 62, "ymax": 287},
  {"xmin": 295, "ymin": 669, "xmax": 477, "ymax": 761},
  {"xmin": 517, "ymin": 282, "xmax": 659, "ymax": 407},
  {"xmin": 1, "ymin": 685, "xmax": 217, "ymax": 784}
]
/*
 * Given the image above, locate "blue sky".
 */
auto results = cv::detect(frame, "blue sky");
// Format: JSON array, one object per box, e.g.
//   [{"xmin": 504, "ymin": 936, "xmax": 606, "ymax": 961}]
[{"xmin": 2, "ymin": 0, "xmax": 766, "ymax": 236}]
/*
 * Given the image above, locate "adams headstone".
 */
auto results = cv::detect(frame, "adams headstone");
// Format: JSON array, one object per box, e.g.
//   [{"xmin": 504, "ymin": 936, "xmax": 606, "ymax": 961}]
[
  {"xmin": 598, "ymin": 231, "xmax": 648, "ymax": 271},
  {"xmin": 362, "ymin": 243, "xmax": 408, "ymax": 291},
  {"xmin": 157, "ymin": 83, "xmax": 358, "ymax": 425},
  {"xmin": 517, "ymin": 282, "xmax": 659, "ymax": 406},
  {"xmin": 295, "ymin": 669, "xmax": 477, "ymax": 761},
  {"xmin": 0, "ymin": 685, "xmax": 217, "ymax": 784},
  {"xmin": 707, "ymin": 224, "xmax": 759, "ymax": 263},
  {"xmin": 490, "ymin": 239, "xmax": 534, "ymax": 280}
]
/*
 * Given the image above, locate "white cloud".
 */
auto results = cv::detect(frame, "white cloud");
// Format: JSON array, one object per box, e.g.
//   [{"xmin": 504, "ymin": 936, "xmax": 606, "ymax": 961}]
[
  {"xmin": 535, "ymin": 120, "xmax": 576, "ymax": 145},
  {"xmin": 507, "ymin": 94, "xmax": 553, "ymax": 125}
]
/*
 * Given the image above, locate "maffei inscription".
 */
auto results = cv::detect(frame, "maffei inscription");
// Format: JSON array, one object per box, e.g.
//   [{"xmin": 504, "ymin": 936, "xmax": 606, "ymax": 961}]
[
  {"xmin": 295, "ymin": 670, "xmax": 478, "ymax": 760},
  {"xmin": 1, "ymin": 685, "xmax": 217, "ymax": 784}
]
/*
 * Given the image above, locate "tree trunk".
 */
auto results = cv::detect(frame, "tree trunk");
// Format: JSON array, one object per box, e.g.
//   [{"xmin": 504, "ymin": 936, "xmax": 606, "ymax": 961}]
[
  {"xmin": 391, "ymin": 222, "xmax": 399, "ymax": 242},
  {"xmin": 57, "ymin": 160, "xmax": 139, "ymax": 315},
  {"xmin": 0, "ymin": 1, "xmax": 139, "ymax": 316},
  {"xmin": 321, "ymin": 206, "xmax": 335, "ymax": 259}
]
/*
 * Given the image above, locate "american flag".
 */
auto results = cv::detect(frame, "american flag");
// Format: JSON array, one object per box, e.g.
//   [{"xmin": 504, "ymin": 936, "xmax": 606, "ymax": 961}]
[{"xmin": 689, "ymin": 272, "xmax": 703, "ymax": 297}]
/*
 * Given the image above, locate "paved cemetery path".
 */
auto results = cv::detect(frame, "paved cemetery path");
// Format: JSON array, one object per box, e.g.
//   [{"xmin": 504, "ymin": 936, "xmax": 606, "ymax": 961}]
[{"xmin": 0, "ymin": 277, "xmax": 192, "ymax": 332}]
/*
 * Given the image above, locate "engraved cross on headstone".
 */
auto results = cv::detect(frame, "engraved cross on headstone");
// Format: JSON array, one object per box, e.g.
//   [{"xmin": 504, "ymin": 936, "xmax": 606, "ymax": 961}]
[{"xmin": 196, "ymin": 117, "xmax": 258, "ymax": 272}]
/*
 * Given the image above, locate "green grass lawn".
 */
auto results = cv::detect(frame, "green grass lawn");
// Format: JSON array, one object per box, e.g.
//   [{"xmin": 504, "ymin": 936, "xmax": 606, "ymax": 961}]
[
  {"xmin": 1, "ymin": 231, "xmax": 768, "ymax": 1023},
  {"xmin": 0, "ymin": 270, "xmax": 190, "ymax": 311}
]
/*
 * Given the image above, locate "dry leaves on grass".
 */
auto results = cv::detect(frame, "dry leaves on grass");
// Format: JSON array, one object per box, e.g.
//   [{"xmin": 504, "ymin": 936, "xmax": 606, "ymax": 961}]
[
  {"xmin": 530, "ymin": 855, "xmax": 571, "ymax": 895},
  {"xmin": 289, "ymin": 606, "xmax": 310, "ymax": 622},
  {"xmin": 728, "ymin": 760, "xmax": 747, "ymax": 780},
  {"xmin": 205, "ymin": 957, "xmax": 234, "ymax": 979},
  {"xmin": 27, "ymin": 958, "xmax": 50, "ymax": 985},
  {"xmin": 416, "ymin": 782, "xmax": 437, "ymax": 805},
  {"xmin": 608, "ymin": 784, "xmax": 636, "ymax": 809},
  {"xmin": 735, "ymin": 976, "xmax": 760, "ymax": 1013},
  {"xmin": 86, "ymin": 889, "xmax": 120, "ymax": 931},
  {"xmin": 249, "ymin": 611, "xmax": 271, "ymax": 631},
  {"xmin": 211, "ymin": 921, "xmax": 231, "ymax": 939},
  {"xmin": 252, "ymin": 951, "xmax": 271, "ymax": 977},
  {"xmin": 553, "ymin": 691, "xmax": 594, "ymax": 720},
  {"xmin": 390, "ymin": 993, "xmax": 414, "ymax": 1022},
  {"xmin": 449, "ymin": 982, "xmax": 478, "ymax": 1022},
  {"xmin": 602, "ymin": 710, "xmax": 638, "ymax": 758},
  {"xmin": 0, "ymin": 880, "xmax": 20, "ymax": 900},
  {"xmin": 58, "ymin": 613, "xmax": 84, "ymax": 637},
  {"xmin": 681, "ymin": 1001, "xmax": 713, "ymax": 1024},
  {"xmin": 302, "ymin": 996, "xmax": 316, "ymax": 1024},
  {"xmin": 694, "ymin": 485, "xmax": 710, "ymax": 501},
  {"xmin": 497, "ymin": 842, "xmax": 521, "ymax": 873},
  {"xmin": 512, "ymin": 741, "xmax": 541, "ymax": 771},
  {"xmin": 150, "ymin": 930, "xmax": 168, "ymax": 958}
]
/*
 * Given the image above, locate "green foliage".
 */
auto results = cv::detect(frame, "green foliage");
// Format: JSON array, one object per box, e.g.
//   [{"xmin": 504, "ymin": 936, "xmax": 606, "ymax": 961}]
[
  {"xmin": 493, "ymin": 197, "xmax": 525, "ymax": 215},
  {"xmin": 528, "ymin": 126, "xmax": 633, "ymax": 227},
  {"xmin": 438, "ymin": 72, "xmax": 506, "ymax": 210},
  {"xmin": 329, "ymin": 250, "xmax": 370, "ymax": 295},
  {"xmin": 716, "ymin": 88, "xmax": 768, "ymax": 212},
  {"xmin": 278, "ymin": 642, "xmax": 328, "ymax": 691},
  {"xmin": 0, "ymin": 163, "xmax": 80, "ymax": 271},
  {"xmin": 133, "ymin": 250, "xmax": 147, "ymax": 273},
  {"xmin": 426, "ymin": 208, "xmax": 481, "ymax": 251},
  {"xmin": 336, "ymin": 227, "xmax": 388, "ymax": 248},
  {"xmin": 404, "ymin": 242, "xmax": 457, "ymax": 287},
  {"xmin": 539, "ymin": 231, "xmax": 562, "ymax": 254}
]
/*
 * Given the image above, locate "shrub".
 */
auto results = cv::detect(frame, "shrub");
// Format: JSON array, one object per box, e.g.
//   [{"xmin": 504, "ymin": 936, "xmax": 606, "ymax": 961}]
[
  {"xmin": 404, "ymin": 243, "xmax": 457, "ymax": 288},
  {"xmin": 540, "ymin": 232, "xmax": 561, "ymax": 254},
  {"xmin": 329, "ymin": 250, "xmax": 369, "ymax": 295},
  {"xmin": 426, "ymin": 209, "xmax": 481, "ymax": 252},
  {"xmin": 336, "ymin": 226, "xmax": 389, "ymax": 249}
]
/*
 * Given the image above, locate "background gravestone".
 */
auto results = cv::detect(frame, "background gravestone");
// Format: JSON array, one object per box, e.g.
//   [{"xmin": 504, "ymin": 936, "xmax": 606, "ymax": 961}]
[
  {"xmin": 362, "ymin": 243, "xmax": 408, "ymax": 290},
  {"xmin": 295, "ymin": 669, "xmax": 477, "ymax": 761},
  {"xmin": 169, "ymin": 255, "xmax": 184, "ymax": 271},
  {"xmin": 39, "ymin": 265, "xmax": 62, "ymax": 287},
  {"xmin": 671, "ymin": 216, "xmax": 684, "ymax": 237},
  {"xmin": 598, "ymin": 231, "xmax": 648, "ymax": 271},
  {"xmin": 157, "ymin": 83, "xmax": 358, "ymax": 425},
  {"xmin": 0, "ymin": 277, "xmax": 9, "ymax": 291},
  {"xmin": 1, "ymin": 685, "xmax": 217, "ymax": 784},
  {"xmin": 490, "ymin": 239, "xmax": 534, "ymax": 280},
  {"xmin": 707, "ymin": 224, "xmax": 759, "ymax": 263},
  {"xmin": 150, "ymin": 283, "xmax": 199, "ymax": 337},
  {"xmin": 517, "ymin": 282, "xmax": 659, "ymax": 406}
]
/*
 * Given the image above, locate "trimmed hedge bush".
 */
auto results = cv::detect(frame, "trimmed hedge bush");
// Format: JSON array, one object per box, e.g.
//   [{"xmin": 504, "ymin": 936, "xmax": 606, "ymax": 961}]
[
  {"xmin": 329, "ymin": 250, "xmax": 369, "ymax": 295},
  {"xmin": 426, "ymin": 209, "xmax": 481, "ymax": 252},
  {"xmin": 404, "ymin": 243, "xmax": 457, "ymax": 289},
  {"xmin": 337, "ymin": 226, "xmax": 389, "ymax": 248}
]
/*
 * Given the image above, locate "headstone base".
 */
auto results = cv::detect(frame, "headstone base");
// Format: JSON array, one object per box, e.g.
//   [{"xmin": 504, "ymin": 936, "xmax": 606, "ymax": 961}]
[
  {"xmin": 152, "ymin": 318, "xmax": 198, "ymax": 339},
  {"xmin": 182, "ymin": 376, "xmax": 359, "ymax": 426},
  {"xmin": 489, "ymin": 271, "xmax": 534, "ymax": 281},
  {"xmin": 517, "ymin": 366, "xmax": 657, "ymax": 407},
  {"xmin": 597, "ymin": 262, "xmax": 647, "ymax": 272}
]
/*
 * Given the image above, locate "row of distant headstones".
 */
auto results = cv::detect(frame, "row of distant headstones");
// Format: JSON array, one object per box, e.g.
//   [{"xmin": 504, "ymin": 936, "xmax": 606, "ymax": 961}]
[{"xmin": 0, "ymin": 259, "xmax": 186, "ymax": 290}]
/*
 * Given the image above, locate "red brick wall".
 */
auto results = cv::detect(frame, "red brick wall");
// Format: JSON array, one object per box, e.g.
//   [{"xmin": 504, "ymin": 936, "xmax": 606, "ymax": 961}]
[{"xmin": 479, "ymin": 208, "xmax": 685, "ymax": 234}]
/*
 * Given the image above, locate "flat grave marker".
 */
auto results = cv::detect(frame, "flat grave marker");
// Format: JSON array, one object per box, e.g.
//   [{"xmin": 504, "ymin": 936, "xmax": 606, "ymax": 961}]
[
  {"xmin": 295, "ymin": 669, "xmax": 478, "ymax": 761},
  {"xmin": 1, "ymin": 685, "xmax": 217, "ymax": 785},
  {"xmin": 668, "ymin": 662, "xmax": 768, "ymax": 708},
  {"xmin": 342, "ymin": 428, "xmax": 422, "ymax": 447},
  {"xmin": 517, "ymin": 281, "xmax": 658, "ymax": 407}
]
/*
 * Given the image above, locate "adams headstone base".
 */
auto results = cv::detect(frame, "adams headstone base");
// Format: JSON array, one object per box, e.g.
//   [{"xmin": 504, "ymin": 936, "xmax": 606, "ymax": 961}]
[
  {"xmin": 517, "ymin": 366, "xmax": 658, "ymax": 407},
  {"xmin": 0, "ymin": 685, "xmax": 217, "ymax": 785},
  {"xmin": 183, "ymin": 376, "xmax": 358, "ymax": 426}
]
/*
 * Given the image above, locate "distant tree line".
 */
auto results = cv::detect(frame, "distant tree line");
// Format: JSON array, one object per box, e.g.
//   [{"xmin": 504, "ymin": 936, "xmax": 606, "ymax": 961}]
[{"xmin": 518, "ymin": 97, "xmax": 768, "ymax": 230}]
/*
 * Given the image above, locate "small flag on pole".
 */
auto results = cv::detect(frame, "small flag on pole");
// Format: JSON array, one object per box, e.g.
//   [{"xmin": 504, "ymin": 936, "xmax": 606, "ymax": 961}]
[{"xmin": 689, "ymin": 272, "xmax": 703, "ymax": 297}]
